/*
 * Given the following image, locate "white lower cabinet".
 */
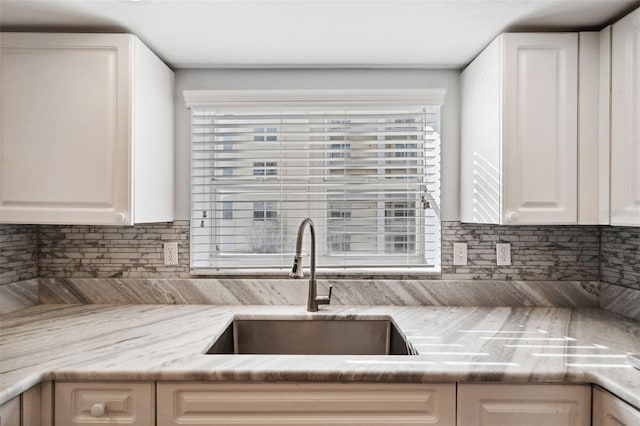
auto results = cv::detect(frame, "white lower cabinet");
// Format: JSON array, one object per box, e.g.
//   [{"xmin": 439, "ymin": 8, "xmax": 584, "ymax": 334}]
[
  {"xmin": 22, "ymin": 381, "xmax": 53, "ymax": 426},
  {"xmin": 0, "ymin": 395, "xmax": 20, "ymax": 426},
  {"xmin": 457, "ymin": 384, "xmax": 591, "ymax": 426},
  {"xmin": 157, "ymin": 382, "xmax": 456, "ymax": 426},
  {"xmin": 593, "ymin": 386, "xmax": 640, "ymax": 426},
  {"xmin": 55, "ymin": 382, "xmax": 155, "ymax": 426},
  {"xmin": 26, "ymin": 381, "xmax": 640, "ymax": 426},
  {"xmin": 0, "ymin": 383, "xmax": 53, "ymax": 426}
]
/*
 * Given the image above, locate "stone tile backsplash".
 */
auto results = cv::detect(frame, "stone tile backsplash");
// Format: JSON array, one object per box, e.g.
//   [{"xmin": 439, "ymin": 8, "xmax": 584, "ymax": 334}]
[
  {"xmin": 38, "ymin": 222, "xmax": 190, "ymax": 278},
  {"xmin": 36, "ymin": 221, "xmax": 601, "ymax": 282},
  {"xmin": 441, "ymin": 222, "xmax": 601, "ymax": 281},
  {"xmin": 0, "ymin": 224, "xmax": 38, "ymax": 286},
  {"xmin": 600, "ymin": 226, "xmax": 640, "ymax": 290},
  {"xmin": 1, "ymin": 221, "xmax": 636, "ymax": 288}
]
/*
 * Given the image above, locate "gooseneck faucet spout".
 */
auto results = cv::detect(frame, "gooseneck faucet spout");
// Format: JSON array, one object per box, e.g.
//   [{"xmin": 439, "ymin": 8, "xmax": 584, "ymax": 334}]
[{"xmin": 289, "ymin": 218, "xmax": 332, "ymax": 312}]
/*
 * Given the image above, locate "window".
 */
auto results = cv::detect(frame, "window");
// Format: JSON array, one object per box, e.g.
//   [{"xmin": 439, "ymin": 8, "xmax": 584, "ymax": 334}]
[
  {"xmin": 222, "ymin": 201, "xmax": 233, "ymax": 220},
  {"xmin": 186, "ymin": 89, "xmax": 443, "ymax": 273},
  {"xmin": 385, "ymin": 201, "xmax": 416, "ymax": 253},
  {"xmin": 253, "ymin": 127, "xmax": 278, "ymax": 142},
  {"xmin": 253, "ymin": 201, "xmax": 278, "ymax": 221},
  {"xmin": 330, "ymin": 143, "xmax": 351, "ymax": 158},
  {"xmin": 329, "ymin": 233, "xmax": 351, "ymax": 253},
  {"xmin": 253, "ymin": 162, "xmax": 278, "ymax": 177}
]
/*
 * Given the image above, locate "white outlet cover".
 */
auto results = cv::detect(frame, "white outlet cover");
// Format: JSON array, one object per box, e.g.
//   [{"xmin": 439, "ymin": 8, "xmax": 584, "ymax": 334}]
[
  {"xmin": 496, "ymin": 243, "xmax": 511, "ymax": 266},
  {"xmin": 453, "ymin": 243, "xmax": 468, "ymax": 266},
  {"xmin": 164, "ymin": 242, "xmax": 178, "ymax": 265}
]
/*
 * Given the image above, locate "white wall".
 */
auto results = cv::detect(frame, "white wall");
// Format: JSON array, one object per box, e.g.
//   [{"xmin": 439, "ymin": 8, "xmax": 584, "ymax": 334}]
[{"xmin": 174, "ymin": 69, "xmax": 460, "ymax": 221}]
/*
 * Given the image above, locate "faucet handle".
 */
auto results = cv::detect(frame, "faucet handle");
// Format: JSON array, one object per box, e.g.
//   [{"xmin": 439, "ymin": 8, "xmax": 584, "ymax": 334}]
[{"xmin": 316, "ymin": 284, "xmax": 333, "ymax": 306}]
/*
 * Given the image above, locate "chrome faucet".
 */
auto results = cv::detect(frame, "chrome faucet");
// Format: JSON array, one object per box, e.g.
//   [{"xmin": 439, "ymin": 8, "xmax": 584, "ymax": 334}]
[{"xmin": 289, "ymin": 218, "xmax": 332, "ymax": 312}]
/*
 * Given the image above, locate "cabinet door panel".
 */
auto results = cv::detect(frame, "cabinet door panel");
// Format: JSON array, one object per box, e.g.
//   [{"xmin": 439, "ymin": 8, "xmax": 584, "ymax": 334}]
[
  {"xmin": 611, "ymin": 8, "xmax": 640, "ymax": 226},
  {"xmin": 55, "ymin": 382, "xmax": 154, "ymax": 426},
  {"xmin": 22, "ymin": 381, "xmax": 53, "ymax": 426},
  {"xmin": 503, "ymin": 33, "xmax": 578, "ymax": 224},
  {"xmin": 158, "ymin": 382, "xmax": 455, "ymax": 426},
  {"xmin": 593, "ymin": 387, "xmax": 640, "ymax": 426},
  {"xmin": 0, "ymin": 395, "xmax": 20, "ymax": 426},
  {"xmin": 0, "ymin": 34, "xmax": 131, "ymax": 225},
  {"xmin": 458, "ymin": 384, "xmax": 590, "ymax": 426}
]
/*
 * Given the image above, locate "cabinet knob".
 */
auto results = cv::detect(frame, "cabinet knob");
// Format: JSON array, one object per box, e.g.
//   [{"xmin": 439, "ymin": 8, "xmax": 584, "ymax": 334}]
[
  {"xmin": 506, "ymin": 212, "xmax": 519, "ymax": 223},
  {"xmin": 91, "ymin": 403, "xmax": 106, "ymax": 417},
  {"xmin": 115, "ymin": 212, "xmax": 126, "ymax": 223}
]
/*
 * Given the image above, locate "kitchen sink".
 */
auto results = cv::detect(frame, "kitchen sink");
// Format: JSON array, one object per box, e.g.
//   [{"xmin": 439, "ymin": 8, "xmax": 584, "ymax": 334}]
[{"xmin": 206, "ymin": 318, "xmax": 417, "ymax": 356}]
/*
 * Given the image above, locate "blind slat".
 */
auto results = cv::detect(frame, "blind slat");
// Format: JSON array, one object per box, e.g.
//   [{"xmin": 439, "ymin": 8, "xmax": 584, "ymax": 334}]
[{"xmin": 190, "ymin": 105, "xmax": 441, "ymax": 272}]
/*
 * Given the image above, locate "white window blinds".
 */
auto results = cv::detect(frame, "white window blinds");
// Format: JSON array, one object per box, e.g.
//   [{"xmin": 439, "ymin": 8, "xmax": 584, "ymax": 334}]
[{"xmin": 187, "ymin": 91, "xmax": 442, "ymax": 273}]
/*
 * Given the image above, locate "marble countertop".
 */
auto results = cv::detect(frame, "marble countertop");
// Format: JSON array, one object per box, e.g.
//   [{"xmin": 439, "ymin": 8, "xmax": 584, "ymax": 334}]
[{"xmin": 1, "ymin": 305, "xmax": 639, "ymax": 408}]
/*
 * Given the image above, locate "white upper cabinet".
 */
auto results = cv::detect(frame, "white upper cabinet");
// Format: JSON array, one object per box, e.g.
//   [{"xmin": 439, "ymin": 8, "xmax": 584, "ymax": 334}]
[
  {"xmin": 0, "ymin": 33, "xmax": 174, "ymax": 225},
  {"xmin": 611, "ymin": 7, "xmax": 640, "ymax": 227},
  {"xmin": 503, "ymin": 33, "xmax": 578, "ymax": 225},
  {"xmin": 461, "ymin": 33, "xmax": 595, "ymax": 225}
]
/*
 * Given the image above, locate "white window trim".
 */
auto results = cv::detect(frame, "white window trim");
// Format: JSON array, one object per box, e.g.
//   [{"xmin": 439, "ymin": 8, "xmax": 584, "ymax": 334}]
[
  {"xmin": 183, "ymin": 89, "xmax": 445, "ymax": 110},
  {"xmin": 185, "ymin": 88, "xmax": 445, "ymax": 276}
]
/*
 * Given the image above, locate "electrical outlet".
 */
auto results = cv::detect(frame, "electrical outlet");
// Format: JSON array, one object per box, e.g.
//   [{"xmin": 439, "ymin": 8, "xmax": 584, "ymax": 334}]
[
  {"xmin": 164, "ymin": 242, "xmax": 178, "ymax": 265},
  {"xmin": 496, "ymin": 243, "xmax": 511, "ymax": 266},
  {"xmin": 453, "ymin": 243, "xmax": 468, "ymax": 266}
]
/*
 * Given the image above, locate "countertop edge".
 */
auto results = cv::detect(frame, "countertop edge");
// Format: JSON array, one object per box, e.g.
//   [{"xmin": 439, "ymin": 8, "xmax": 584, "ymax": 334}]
[{"xmin": 2, "ymin": 366, "xmax": 639, "ymax": 411}]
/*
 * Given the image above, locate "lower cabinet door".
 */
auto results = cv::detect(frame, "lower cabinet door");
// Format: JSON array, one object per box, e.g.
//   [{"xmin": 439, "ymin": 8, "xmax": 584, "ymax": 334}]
[
  {"xmin": 22, "ymin": 382, "xmax": 54, "ymax": 426},
  {"xmin": 593, "ymin": 386, "xmax": 640, "ymax": 426},
  {"xmin": 457, "ymin": 384, "xmax": 591, "ymax": 426},
  {"xmin": 157, "ymin": 382, "xmax": 456, "ymax": 426},
  {"xmin": 0, "ymin": 395, "xmax": 21, "ymax": 426},
  {"xmin": 55, "ymin": 382, "xmax": 155, "ymax": 426}
]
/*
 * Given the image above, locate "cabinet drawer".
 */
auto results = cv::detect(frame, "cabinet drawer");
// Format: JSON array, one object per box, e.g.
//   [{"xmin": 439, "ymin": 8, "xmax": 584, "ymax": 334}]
[
  {"xmin": 458, "ymin": 384, "xmax": 591, "ymax": 426},
  {"xmin": 55, "ymin": 382, "xmax": 154, "ymax": 426},
  {"xmin": 593, "ymin": 386, "xmax": 640, "ymax": 425},
  {"xmin": 158, "ymin": 382, "xmax": 455, "ymax": 425}
]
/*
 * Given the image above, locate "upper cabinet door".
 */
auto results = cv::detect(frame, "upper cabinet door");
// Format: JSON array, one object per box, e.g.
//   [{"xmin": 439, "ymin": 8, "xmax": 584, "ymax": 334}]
[
  {"xmin": 502, "ymin": 33, "xmax": 578, "ymax": 225},
  {"xmin": 0, "ymin": 33, "xmax": 174, "ymax": 225},
  {"xmin": 1, "ymin": 34, "xmax": 132, "ymax": 225},
  {"xmin": 461, "ymin": 33, "xmax": 580, "ymax": 225},
  {"xmin": 611, "ymin": 7, "xmax": 640, "ymax": 227}
]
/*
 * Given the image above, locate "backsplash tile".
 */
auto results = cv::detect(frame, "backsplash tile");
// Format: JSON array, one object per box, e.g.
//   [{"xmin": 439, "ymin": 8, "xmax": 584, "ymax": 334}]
[
  {"xmin": 36, "ymin": 220, "xmax": 603, "ymax": 282},
  {"xmin": 0, "ymin": 224, "xmax": 38, "ymax": 286},
  {"xmin": 600, "ymin": 226, "xmax": 640, "ymax": 291},
  {"xmin": 600, "ymin": 282, "xmax": 640, "ymax": 322},
  {"xmin": 38, "ymin": 222, "xmax": 190, "ymax": 278},
  {"xmin": 4, "ymin": 220, "xmax": 637, "ymax": 319},
  {"xmin": 441, "ymin": 222, "xmax": 601, "ymax": 281}
]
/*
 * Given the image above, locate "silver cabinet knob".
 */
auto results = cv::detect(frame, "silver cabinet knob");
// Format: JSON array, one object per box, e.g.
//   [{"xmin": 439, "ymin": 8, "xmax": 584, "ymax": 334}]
[
  {"xmin": 90, "ymin": 403, "xmax": 106, "ymax": 417},
  {"xmin": 115, "ymin": 212, "xmax": 126, "ymax": 223}
]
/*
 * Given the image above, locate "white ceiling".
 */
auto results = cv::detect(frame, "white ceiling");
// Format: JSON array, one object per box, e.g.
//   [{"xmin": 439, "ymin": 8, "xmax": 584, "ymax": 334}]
[{"xmin": 1, "ymin": 0, "xmax": 638, "ymax": 69}]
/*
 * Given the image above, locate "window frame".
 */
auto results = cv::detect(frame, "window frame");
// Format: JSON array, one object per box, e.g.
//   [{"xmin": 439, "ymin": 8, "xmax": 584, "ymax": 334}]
[{"xmin": 185, "ymin": 89, "xmax": 445, "ymax": 275}]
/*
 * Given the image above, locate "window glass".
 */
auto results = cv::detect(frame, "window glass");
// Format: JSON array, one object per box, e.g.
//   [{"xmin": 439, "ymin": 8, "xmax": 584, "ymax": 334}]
[{"xmin": 190, "ymin": 106, "xmax": 441, "ymax": 272}]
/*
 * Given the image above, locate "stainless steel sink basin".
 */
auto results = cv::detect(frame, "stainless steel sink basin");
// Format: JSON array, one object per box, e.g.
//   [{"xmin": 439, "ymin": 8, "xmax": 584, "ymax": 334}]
[{"xmin": 206, "ymin": 318, "xmax": 417, "ymax": 355}]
